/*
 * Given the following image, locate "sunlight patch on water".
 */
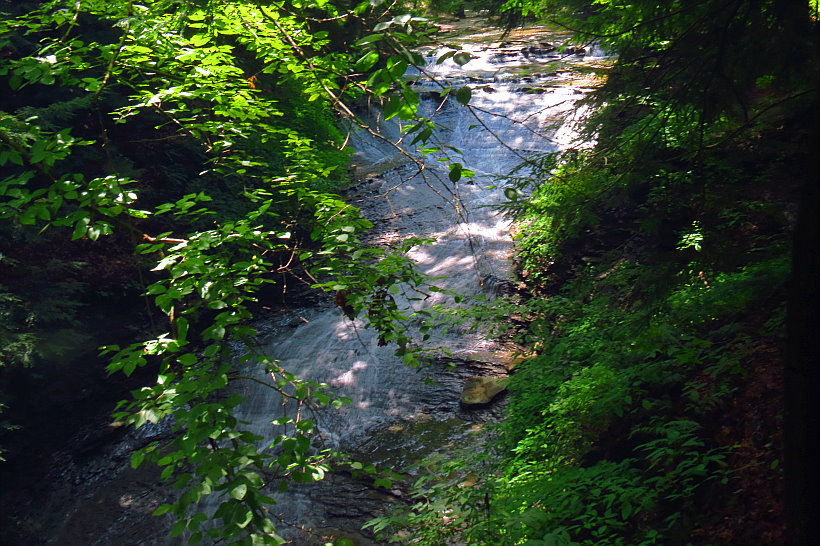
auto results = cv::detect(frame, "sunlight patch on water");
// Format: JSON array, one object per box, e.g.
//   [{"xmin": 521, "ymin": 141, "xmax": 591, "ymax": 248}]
[{"xmin": 331, "ymin": 360, "xmax": 368, "ymax": 387}]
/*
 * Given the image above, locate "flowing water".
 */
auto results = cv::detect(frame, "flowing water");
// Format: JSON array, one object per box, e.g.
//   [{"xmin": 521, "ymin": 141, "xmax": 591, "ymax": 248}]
[
  {"xmin": 20, "ymin": 19, "xmax": 602, "ymax": 546},
  {"xmin": 224, "ymin": 23, "xmax": 601, "ymax": 544}
]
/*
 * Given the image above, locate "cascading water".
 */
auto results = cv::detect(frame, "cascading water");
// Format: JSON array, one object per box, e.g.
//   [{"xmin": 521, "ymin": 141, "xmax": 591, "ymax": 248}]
[
  {"xmin": 225, "ymin": 24, "xmax": 598, "ymax": 545},
  {"xmin": 23, "ymin": 20, "xmax": 602, "ymax": 546}
]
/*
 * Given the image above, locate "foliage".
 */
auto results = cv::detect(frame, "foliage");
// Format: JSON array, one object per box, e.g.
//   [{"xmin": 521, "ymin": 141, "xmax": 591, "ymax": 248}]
[
  {"xmin": 501, "ymin": 0, "xmax": 815, "ymax": 121},
  {"xmin": 376, "ymin": 253, "xmax": 786, "ymax": 544},
  {"xmin": 367, "ymin": 0, "xmax": 814, "ymax": 543},
  {"xmin": 365, "ymin": 452, "xmax": 498, "ymax": 544},
  {"xmin": 0, "ymin": 0, "xmax": 463, "ymax": 542},
  {"xmin": 1, "ymin": 0, "xmax": 813, "ymax": 542}
]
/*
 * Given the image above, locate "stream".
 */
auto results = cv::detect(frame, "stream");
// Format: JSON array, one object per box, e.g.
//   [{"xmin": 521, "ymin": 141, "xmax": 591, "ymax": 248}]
[
  {"xmin": 239, "ymin": 22, "xmax": 599, "ymax": 543},
  {"xmin": 8, "ymin": 18, "xmax": 602, "ymax": 546}
]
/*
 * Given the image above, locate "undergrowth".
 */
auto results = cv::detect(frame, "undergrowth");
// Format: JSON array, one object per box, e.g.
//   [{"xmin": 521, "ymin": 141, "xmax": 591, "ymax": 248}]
[
  {"xmin": 369, "ymin": 246, "xmax": 789, "ymax": 544},
  {"xmin": 366, "ymin": 46, "xmax": 800, "ymax": 543}
]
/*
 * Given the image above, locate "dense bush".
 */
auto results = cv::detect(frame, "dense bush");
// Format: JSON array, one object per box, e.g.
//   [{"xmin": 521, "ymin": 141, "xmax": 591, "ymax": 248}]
[{"xmin": 366, "ymin": 0, "xmax": 815, "ymax": 543}]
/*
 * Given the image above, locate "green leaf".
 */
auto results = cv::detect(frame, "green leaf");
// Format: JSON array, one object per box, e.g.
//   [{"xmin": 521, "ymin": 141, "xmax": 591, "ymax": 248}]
[
  {"xmin": 382, "ymin": 97, "xmax": 401, "ymax": 120},
  {"xmin": 203, "ymin": 324, "xmax": 226, "ymax": 340},
  {"xmin": 170, "ymin": 519, "xmax": 187, "ymax": 537},
  {"xmin": 153, "ymin": 503, "xmax": 173, "ymax": 516},
  {"xmin": 449, "ymin": 163, "xmax": 463, "ymax": 182},
  {"xmin": 453, "ymin": 52, "xmax": 473, "ymax": 66},
  {"xmin": 455, "ymin": 86, "xmax": 472, "ymax": 105},
  {"xmin": 437, "ymin": 50, "xmax": 457, "ymax": 64},
  {"xmin": 176, "ymin": 317, "xmax": 189, "ymax": 343},
  {"xmin": 355, "ymin": 34, "xmax": 384, "ymax": 46},
  {"xmin": 230, "ymin": 483, "xmax": 248, "ymax": 500},
  {"xmin": 177, "ymin": 353, "xmax": 197, "ymax": 366},
  {"xmin": 411, "ymin": 127, "xmax": 433, "ymax": 145},
  {"xmin": 373, "ymin": 477, "xmax": 392, "ymax": 488},
  {"xmin": 146, "ymin": 284, "xmax": 167, "ymax": 295},
  {"xmin": 387, "ymin": 58, "xmax": 408, "ymax": 80},
  {"xmin": 71, "ymin": 216, "xmax": 90, "ymax": 240},
  {"xmin": 130, "ymin": 451, "xmax": 145, "ymax": 469},
  {"xmin": 190, "ymin": 34, "xmax": 211, "ymax": 47},
  {"xmin": 355, "ymin": 51, "xmax": 379, "ymax": 72}
]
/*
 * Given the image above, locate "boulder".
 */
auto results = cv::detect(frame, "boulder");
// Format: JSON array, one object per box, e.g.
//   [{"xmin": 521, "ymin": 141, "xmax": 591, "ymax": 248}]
[{"xmin": 460, "ymin": 376, "xmax": 510, "ymax": 406}]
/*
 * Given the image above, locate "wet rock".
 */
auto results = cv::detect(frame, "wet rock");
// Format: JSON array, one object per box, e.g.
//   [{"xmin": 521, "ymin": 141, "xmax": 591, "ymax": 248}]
[
  {"xmin": 312, "ymin": 527, "xmax": 378, "ymax": 546},
  {"xmin": 460, "ymin": 376, "xmax": 510, "ymax": 406},
  {"xmin": 523, "ymin": 45, "xmax": 553, "ymax": 56},
  {"xmin": 492, "ymin": 49, "xmax": 520, "ymax": 60},
  {"xmin": 480, "ymin": 274, "xmax": 518, "ymax": 296},
  {"xmin": 561, "ymin": 46, "xmax": 586, "ymax": 56}
]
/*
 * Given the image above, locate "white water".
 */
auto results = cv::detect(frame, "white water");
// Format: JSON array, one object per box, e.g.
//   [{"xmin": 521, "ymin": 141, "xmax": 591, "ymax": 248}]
[
  {"xmin": 222, "ymin": 30, "xmax": 594, "ymax": 544},
  {"xmin": 21, "ymin": 23, "xmax": 603, "ymax": 546}
]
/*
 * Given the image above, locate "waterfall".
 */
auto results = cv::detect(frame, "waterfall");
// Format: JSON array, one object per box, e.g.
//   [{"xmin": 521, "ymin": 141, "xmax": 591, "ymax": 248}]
[
  {"xmin": 30, "ymin": 22, "xmax": 598, "ymax": 546},
  {"xmin": 224, "ymin": 29, "xmax": 595, "ymax": 544}
]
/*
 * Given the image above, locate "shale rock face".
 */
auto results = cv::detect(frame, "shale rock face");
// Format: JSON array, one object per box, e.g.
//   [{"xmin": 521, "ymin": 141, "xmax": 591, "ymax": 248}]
[{"xmin": 460, "ymin": 376, "xmax": 510, "ymax": 406}]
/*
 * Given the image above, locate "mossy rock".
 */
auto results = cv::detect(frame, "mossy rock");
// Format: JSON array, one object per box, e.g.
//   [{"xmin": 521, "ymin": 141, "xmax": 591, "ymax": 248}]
[{"xmin": 460, "ymin": 376, "xmax": 510, "ymax": 406}]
